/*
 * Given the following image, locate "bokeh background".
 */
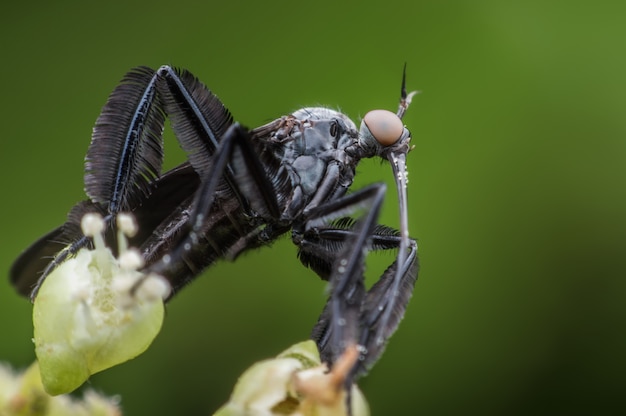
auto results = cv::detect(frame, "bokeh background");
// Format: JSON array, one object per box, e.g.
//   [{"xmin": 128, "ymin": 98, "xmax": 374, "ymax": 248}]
[{"xmin": 1, "ymin": 1, "xmax": 625, "ymax": 414}]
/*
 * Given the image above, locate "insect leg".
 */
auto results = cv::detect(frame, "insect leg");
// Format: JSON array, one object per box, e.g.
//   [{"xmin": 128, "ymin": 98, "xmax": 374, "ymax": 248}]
[
  {"xmin": 300, "ymin": 184, "xmax": 386, "ymax": 365},
  {"xmin": 300, "ymin": 183, "xmax": 418, "ymax": 378},
  {"xmin": 12, "ymin": 67, "xmax": 168, "ymax": 300},
  {"xmin": 155, "ymin": 65, "xmax": 298, "ymax": 221},
  {"xmin": 356, "ymin": 236, "xmax": 418, "ymax": 375},
  {"xmin": 136, "ymin": 121, "xmax": 281, "ymax": 292}
]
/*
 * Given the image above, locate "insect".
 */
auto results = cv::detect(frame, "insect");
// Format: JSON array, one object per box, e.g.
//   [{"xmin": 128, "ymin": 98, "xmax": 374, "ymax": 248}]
[{"xmin": 10, "ymin": 65, "xmax": 419, "ymax": 401}]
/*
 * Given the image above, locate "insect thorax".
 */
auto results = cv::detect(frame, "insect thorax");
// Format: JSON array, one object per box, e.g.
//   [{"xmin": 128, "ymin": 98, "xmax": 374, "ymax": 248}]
[{"xmin": 260, "ymin": 107, "xmax": 360, "ymax": 215}]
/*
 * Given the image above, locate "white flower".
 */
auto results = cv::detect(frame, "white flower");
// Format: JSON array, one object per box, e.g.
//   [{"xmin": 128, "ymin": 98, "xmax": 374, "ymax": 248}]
[
  {"xmin": 33, "ymin": 213, "xmax": 170, "ymax": 395},
  {"xmin": 0, "ymin": 361, "xmax": 121, "ymax": 416},
  {"xmin": 214, "ymin": 341, "xmax": 369, "ymax": 416}
]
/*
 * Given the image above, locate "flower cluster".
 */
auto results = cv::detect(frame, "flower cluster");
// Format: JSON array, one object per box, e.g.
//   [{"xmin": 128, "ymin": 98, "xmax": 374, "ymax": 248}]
[
  {"xmin": 33, "ymin": 213, "xmax": 170, "ymax": 395},
  {"xmin": 215, "ymin": 341, "xmax": 369, "ymax": 416},
  {"xmin": 0, "ymin": 361, "xmax": 120, "ymax": 416}
]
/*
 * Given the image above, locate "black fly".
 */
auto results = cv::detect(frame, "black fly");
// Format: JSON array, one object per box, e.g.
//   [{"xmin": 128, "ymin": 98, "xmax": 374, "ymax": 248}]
[{"xmin": 10, "ymin": 65, "xmax": 419, "ymax": 406}]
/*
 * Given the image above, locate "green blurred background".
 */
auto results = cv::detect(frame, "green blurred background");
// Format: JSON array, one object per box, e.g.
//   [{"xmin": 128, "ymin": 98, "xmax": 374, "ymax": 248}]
[{"xmin": 1, "ymin": 0, "xmax": 625, "ymax": 414}]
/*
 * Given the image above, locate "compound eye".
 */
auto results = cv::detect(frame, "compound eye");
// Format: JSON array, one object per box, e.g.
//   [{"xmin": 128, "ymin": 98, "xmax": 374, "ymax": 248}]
[{"xmin": 362, "ymin": 109, "xmax": 404, "ymax": 146}]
